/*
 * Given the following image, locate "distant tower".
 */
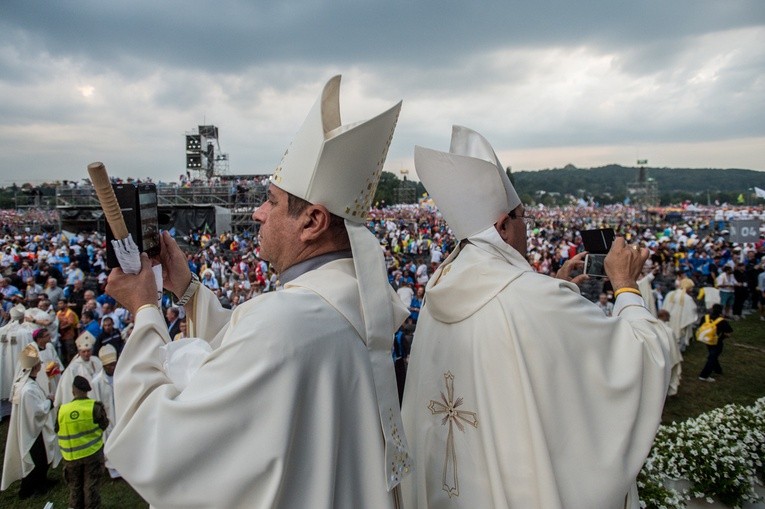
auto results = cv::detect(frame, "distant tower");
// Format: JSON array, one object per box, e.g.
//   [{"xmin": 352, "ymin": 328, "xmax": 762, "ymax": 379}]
[
  {"xmin": 394, "ymin": 168, "xmax": 416, "ymax": 204},
  {"xmin": 627, "ymin": 159, "xmax": 659, "ymax": 206},
  {"xmin": 185, "ymin": 125, "xmax": 229, "ymax": 179}
]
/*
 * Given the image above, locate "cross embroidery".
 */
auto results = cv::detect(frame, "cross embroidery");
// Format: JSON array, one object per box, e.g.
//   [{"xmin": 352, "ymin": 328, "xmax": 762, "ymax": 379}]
[{"xmin": 427, "ymin": 371, "xmax": 478, "ymax": 498}]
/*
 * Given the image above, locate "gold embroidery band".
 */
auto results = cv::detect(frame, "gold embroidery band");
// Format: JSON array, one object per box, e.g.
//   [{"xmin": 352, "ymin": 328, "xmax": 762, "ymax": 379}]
[{"xmin": 427, "ymin": 371, "xmax": 478, "ymax": 498}]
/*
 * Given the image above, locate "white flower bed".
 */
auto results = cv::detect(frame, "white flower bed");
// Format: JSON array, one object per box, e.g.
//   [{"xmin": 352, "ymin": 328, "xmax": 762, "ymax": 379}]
[{"xmin": 638, "ymin": 398, "xmax": 765, "ymax": 509}]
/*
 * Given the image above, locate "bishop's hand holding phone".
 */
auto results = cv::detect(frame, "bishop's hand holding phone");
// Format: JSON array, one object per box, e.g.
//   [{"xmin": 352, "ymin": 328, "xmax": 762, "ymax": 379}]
[
  {"xmin": 581, "ymin": 228, "xmax": 615, "ymax": 278},
  {"xmin": 87, "ymin": 162, "xmax": 160, "ymax": 273},
  {"xmin": 578, "ymin": 228, "xmax": 649, "ymax": 295},
  {"xmin": 88, "ymin": 161, "xmax": 164, "ymax": 306}
]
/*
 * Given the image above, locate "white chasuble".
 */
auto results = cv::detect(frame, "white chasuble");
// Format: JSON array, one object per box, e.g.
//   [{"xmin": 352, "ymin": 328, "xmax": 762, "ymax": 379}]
[
  {"xmin": 1, "ymin": 376, "xmax": 60, "ymax": 490},
  {"xmin": 106, "ymin": 259, "xmax": 408, "ymax": 509},
  {"xmin": 402, "ymin": 228, "xmax": 670, "ymax": 509}
]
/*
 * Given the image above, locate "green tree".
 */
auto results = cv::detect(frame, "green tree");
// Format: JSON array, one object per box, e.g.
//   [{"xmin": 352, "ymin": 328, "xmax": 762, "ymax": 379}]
[
  {"xmin": 519, "ymin": 192, "xmax": 535, "ymax": 206},
  {"xmin": 0, "ymin": 189, "xmax": 14, "ymax": 209},
  {"xmin": 414, "ymin": 181, "xmax": 427, "ymax": 200},
  {"xmin": 373, "ymin": 171, "xmax": 401, "ymax": 206}
]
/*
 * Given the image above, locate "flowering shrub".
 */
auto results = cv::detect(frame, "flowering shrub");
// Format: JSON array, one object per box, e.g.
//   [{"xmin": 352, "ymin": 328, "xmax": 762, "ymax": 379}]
[{"xmin": 638, "ymin": 398, "xmax": 765, "ymax": 509}]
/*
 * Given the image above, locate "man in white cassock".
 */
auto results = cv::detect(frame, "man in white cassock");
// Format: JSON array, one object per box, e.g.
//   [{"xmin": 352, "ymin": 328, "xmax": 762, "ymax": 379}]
[
  {"xmin": 91, "ymin": 344, "xmax": 119, "ymax": 478},
  {"xmin": 658, "ymin": 310, "xmax": 683, "ymax": 396},
  {"xmin": 0, "ymin": 304, "xmax": 27, "ymax": 416},
  {"xmin": 104, "ymin": 75, "xmax": 412, "ymax": 509},
  {"xmin": 1, "ymin": 344, "xmax": 61, "ymax": 498},
  {"xmin": 661, "ymin": 278, "xmax": 698, "ymax": 352},
  {"xmin": 54, "ymin": 331, "xmax": 102, "ymax": 407},
  {"xmin": 91, "ymin": 344, "xmax": 116, "ymax": 442},
  {"xmin": 638, "ymin": 268, "xmax": 658, "ymax": 317},
  {"xmin": 401, "ymin": 126, "xmax": 671, "ymax": 509}
]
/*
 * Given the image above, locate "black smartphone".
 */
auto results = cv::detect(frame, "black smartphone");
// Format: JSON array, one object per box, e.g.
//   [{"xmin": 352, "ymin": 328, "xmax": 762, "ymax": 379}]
[
  {"xmin": 105, "ymin": 183, "xmax": 161, "ymax": 269},
  {"xmin": 581, "ymin": 228, "xmax": 615, "ymax": 278}
]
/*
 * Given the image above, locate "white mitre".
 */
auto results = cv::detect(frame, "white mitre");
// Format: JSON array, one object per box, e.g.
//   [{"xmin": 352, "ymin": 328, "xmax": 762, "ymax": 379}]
[
  {"xmin": 269, "ymin": 75, "xmax": 410, "ymax": 490},
  {"xmin": 415, "ymin": 125, "xmax": 521, "ymax": 240},
  {"xmin": 98, "ymin": 344, "xmax": 117, "ymax": 365},
  {"xmin": 271, "ymin": 75, "xmax": 401, "ymax": 221},
  {"xmin": 19, "ymin": 343, "xmax": 40, "ymax": 369},
  {"xmin": 12, "ymin": 344, "xmax": 40, "ymax": 403},
  {"xmin": 75, "ymin": 331, "xmax": 96, "ymax": 351}
]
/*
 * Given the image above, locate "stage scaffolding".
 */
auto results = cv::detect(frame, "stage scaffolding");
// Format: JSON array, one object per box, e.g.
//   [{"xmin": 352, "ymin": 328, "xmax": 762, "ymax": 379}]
[{"xmin": 55, "ymin": 182, "xmax": 268, "ymax": 234}]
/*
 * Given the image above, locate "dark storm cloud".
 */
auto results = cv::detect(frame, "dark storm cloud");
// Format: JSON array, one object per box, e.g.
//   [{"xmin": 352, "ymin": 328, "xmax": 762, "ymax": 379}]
[{"xmin": 2, "ymin": 1, "xmax": 762, "ymax": 74}]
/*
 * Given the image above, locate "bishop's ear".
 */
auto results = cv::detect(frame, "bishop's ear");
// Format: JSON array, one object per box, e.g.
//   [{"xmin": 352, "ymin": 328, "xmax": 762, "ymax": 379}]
[
  {"xmin": 495, "ymin": 213, "xmax": 512, "ymax": 243},
  {"xmin": 300, "ymin": 204, "xmax": 332, "ymax": 242}
]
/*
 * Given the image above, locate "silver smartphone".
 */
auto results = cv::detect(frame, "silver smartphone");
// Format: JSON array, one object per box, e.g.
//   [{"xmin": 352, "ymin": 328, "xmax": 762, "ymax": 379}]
[{"xmin": 584, "ymin": 253, "xmax": 607, "ymax": 278}]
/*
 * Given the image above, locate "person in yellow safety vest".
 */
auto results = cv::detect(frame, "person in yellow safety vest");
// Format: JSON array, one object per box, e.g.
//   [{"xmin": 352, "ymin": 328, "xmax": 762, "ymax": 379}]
[{"xmin": 56, "ymin": 375, "xmax": 109, "ymax": 509}]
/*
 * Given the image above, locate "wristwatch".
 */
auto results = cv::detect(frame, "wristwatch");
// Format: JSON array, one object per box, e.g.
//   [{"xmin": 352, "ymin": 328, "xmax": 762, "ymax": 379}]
[{"xmin": 177, "ymin": 273, "xmax": 201, "ymax": 306}]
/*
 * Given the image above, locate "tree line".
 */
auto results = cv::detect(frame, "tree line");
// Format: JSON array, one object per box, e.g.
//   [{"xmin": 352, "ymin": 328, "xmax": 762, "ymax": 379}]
[{"xmin": 372, "ymin": 165, "xmax": 765, "ymax": 207}]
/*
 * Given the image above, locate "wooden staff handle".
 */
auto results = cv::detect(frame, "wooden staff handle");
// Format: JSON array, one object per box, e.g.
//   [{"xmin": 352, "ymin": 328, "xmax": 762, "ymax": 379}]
[{"xmin": 87, "ymin": 162, "xmax": 129, "ymax": 240}]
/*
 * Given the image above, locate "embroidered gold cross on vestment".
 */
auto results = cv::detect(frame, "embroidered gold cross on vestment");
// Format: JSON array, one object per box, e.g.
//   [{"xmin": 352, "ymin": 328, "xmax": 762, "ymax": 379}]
[{"xmin": 427, "ymin": 371, "xmax": 478, "ymax": 498}]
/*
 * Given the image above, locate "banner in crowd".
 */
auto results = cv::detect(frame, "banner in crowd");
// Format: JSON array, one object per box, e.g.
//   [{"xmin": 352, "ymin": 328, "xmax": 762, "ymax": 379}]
[{"xmin": 728, "ymin": 220, "xmax": 761, "ymax": 243}]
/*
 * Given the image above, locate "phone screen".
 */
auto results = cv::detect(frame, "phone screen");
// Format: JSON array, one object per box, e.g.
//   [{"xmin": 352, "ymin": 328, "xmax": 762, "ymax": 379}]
[
  {"xmin": 584, "ymin": 254, "xmax": 608, "ymax": 278},
  {"xmin": 138, "ymin": 186, "xmax": 160, "ymax": 255}
]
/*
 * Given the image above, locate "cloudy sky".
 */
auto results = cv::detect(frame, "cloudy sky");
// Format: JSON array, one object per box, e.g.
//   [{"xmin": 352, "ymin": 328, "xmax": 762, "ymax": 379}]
[{"xmin": 1, "ymin": 1, "xmax": 763, "ymax": 185}]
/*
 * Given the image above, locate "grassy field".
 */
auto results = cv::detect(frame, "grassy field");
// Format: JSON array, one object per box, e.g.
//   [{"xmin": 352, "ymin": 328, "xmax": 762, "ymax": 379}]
[
  {"xmin": 0, "ymin": 313, "xmax": 762, "ymax": 508},
  {"xmin": 0, "ymin": 445, "xmax": 147, "ymax": 509}
]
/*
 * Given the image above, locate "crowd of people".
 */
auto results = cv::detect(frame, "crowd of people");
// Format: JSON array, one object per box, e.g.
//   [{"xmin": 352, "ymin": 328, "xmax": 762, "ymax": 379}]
[
  {"xmin": 0, "ymin": 204, "xmax": 759, "ymax": 363},
  {"xmin": 2, "ymin": 190, "xmax": 763, "ymax": 313},
  {"xmin": 0, "ymin": 200, "xmax": 763, "ymax": 362},
  {"xmin": 0, "ymin": 209, "xmax": 58, "ymax": 234},
  {"xmin": 0, "ymin": 201, "xmax": 762, "ymax": 348}
]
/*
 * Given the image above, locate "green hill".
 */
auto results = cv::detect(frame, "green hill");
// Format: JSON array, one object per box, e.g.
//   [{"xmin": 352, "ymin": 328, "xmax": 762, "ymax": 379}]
[{"xmin": 510, "ymin": 164, "xmax": 765, "ymax": 205}]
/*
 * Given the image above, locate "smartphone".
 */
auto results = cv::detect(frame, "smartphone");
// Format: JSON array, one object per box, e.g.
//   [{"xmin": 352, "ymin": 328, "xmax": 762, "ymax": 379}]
[
  {"xmin": 105, "ymin": 183, "xmax": 161, "ymax": 268},
  {"xmin": 584, "ymin": 253, "xmax": 608, "ymax": 278},
  {"xmin": 581, "ymin": 228, "xmax": 615, "ymax": 279}
]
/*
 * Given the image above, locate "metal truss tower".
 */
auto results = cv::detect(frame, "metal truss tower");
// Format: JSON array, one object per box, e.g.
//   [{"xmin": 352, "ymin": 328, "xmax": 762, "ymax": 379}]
[{"xmin": 185, "ymin": 124, "xmax": 229, "ymax": 179}]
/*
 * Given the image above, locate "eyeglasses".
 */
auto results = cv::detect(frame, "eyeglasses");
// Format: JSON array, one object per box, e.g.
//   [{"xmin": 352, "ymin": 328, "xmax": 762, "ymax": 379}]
[{"xmin": 508, "ymin": 209, "xmax": 535, "ymax": 227}]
